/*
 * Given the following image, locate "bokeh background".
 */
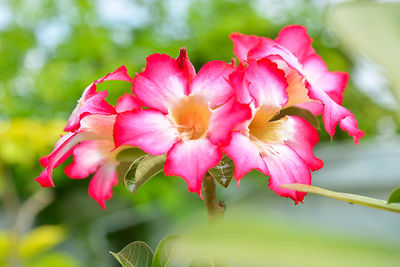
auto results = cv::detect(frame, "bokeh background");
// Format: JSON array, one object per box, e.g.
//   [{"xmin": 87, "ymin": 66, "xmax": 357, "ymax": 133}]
[{"xmin": 1, "ymin": 0, "xmax": 400, "ymax": 266}]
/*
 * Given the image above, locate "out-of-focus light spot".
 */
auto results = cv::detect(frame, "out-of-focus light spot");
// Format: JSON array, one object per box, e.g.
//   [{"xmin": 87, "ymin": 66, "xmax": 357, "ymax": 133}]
[
  {"xmin": 112, "ymin": 28, "xmax": 133, "ymax": 47},
  {"xmin": 0, "ymin": 3, "xmax": 11, "ymax": 30},
  {"xmin": 24, "ymin": 48, "xmax": 46, "ymax": 72},
  {"xmin": 96, "ymin": 0, "xmax": 151, "ymax": 28},
  {"xmin": 35, "ymin": 19, "xmax": 71, "ymax": 50},
  {"xmin": 353, "ymin": 57, "xmax": 398, "ymax": 110}
]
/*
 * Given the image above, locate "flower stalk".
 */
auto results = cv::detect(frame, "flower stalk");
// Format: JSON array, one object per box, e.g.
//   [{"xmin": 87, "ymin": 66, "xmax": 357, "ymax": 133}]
[{"xmin": 202, "ymin": 174, "xmax": 224, "ymax": 222}]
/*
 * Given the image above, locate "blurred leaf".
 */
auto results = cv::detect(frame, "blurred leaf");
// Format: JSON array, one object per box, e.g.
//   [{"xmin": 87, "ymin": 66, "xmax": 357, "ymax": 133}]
[
  {"xmin": 124, "ymin": 155, "xmax": 166, "ymax": 194},
  {"xmin": 272, "ymin": 106, "xmax": 320, "ymax": 130},
  {"xmin": 110, "ymin": 241, "xmax": 154, "ymax": 267},
  {"xmin": 189, "ymin": 257, "xmax": 214, "ymax": 267},
  {"xmin": 19, "ymin": 225, "xmax": 66, "ymax": 259},
  {"xmin": 388, "ymin": 186, "xmax": 400, "ymax": 203},
  {"xmin": 116, "ymin": 148, "xmax": 147, "ymax": 162},
  {"xmin": 26, "ymin": 251, "xmax": 81, "ymax": 267},
  {"xmin": 280, "ymin": 184, "xmax": 400, "ymax": 213},
  {"xmin": 208, "ymin": 155, "xmax": 234, "ymax": 188},
  {"xmin": 152, "ymin": 234, "xmax": 182, "ymax": 267}
]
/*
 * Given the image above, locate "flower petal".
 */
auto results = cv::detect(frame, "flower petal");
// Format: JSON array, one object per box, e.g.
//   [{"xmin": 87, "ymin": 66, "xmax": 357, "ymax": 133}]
[
  {"xmin": 284, "ymin": 116, "xmax": 323, "ymax": 171},
  {"xmin": 116, "ymin": 93, "xmax": 142, "ymax": 113},
  {"xmin": 35, "ymin": 132, "xmax": 85, "ymax": 187},
  {"xmin": 275, "ymin": 25, "xmax": 316, "ymax": 64},
  {"xmin": 263, "ymin": 144, "xmax": 311, "ymax": 204},
  {"xmin": 95, "ymin": 65, "xmax": 133, "ymax": 84},
  {"xmin": 64, "ymin": 140, "xmax": 113, "ymax": 179},
  {"xmin": 164, "ymin": 138, "xmax": 223, "ymax": 195},
  {"xmin": 208, "ymin": 98, "xmax": 252, "ymax": 146},
  {"xmin": 189, "ymin": 60, "xmax": 235, "ymax": 108},
  {"xmin": 177, "ymin": 47, "xmax": 196, "ymax": 85},
  {"xmin": 228, "ymin": 64, "xmax": 253, "ymax": 104},
  {"xmin": 223, "ymin": 132, "xmax": 268, "ymax": 183},
  {"xmin": 133, "ymin": 53, "xmax": 187, "ymax": 113},
  {"xmin": 88, "ymin": 161, "xmax": 118, "ymax": 209},
  {"xmin": 230, "ymin": 33, "xmax": 261, "ymax": 62},
  {"xmin": 245, "ymin": 58, "xmax": 288, "ymax": 108},
  {"xmin": 79, "ymin": 114, "xmax": 116, "ymax": 139},
  {"xmin": 114, "ymin": 109, "xmax": 179, "ymax": 155},
  {"xmin": 339, "ymin": 114, "xmax": 365, "ymax": 145}
]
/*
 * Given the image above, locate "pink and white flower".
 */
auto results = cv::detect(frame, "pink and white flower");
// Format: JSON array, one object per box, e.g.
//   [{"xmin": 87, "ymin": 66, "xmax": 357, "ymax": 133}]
[
  {"xmin": 230, "ymin": 25, "xmax": 364, "ymax": 144},
  {"xmin": 36, "ymin": 67, "xmax": 140, "ymax": 208},
  {"xmin": 224, "ymin": 58, "xmax": 323, "ymax": 204},
  {"xmin": 114, "ymin": 48, "xmax": 251, "ymax": 196}
]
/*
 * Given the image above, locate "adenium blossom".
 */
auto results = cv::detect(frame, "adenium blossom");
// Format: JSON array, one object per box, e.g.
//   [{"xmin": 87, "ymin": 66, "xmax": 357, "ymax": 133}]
[
  {"xmin": 114, "ymin": 48, "xmax": 251, "ymax": 195},
  {"xmin": 224, "ymin": 59, "xmax": 323, "ymax": 203},
  {"xmin": 36, "ymin": 67, "xmax": 140, "ymax": 208},
  {"xmin": 230, "ymin": 25, "xmax": 364, "ymax": 144}
]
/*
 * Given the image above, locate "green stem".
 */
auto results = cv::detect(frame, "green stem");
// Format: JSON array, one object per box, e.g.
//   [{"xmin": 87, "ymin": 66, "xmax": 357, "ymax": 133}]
[
  {"xmin": 280, "ymin": 184, "xmax": 400, "ymax": 213},
  {"xmin": 202, "ymin": 174, "xmax": 224, "ymax": 222}
]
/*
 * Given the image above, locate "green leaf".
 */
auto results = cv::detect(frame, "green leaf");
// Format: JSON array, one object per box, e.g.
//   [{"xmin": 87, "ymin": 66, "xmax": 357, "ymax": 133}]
[
  {"xmin": 188, "ymin": 257, "xmax": 215, "ymax": 267},
  {"xmin": 208, "ymin": 155, "xmax": 234, "ymax": 188},
  {"xmin": 110, "ymin": 241, "xmax": 154, "ymax": 267},
  {"xmin": 272, "ymin": 106, "xmax": 320, "ymax": 130},
  {"xmin": 388, "ymin": 186, "xmax": 400, "ymax": 203},
  {"xmin": 124, "ymin": 154, "xmax": 166, "ymax": 194},
  {"xmin": 152, "ymin": 234, "xmax": 182, "ymax": 267},
  {"xmin": 116, "ymin": 148, "xmax": 147, "ymax": 162},
  {"xmin": 280, "ymin": 184, "xmax": 400, "ymax": 213}
]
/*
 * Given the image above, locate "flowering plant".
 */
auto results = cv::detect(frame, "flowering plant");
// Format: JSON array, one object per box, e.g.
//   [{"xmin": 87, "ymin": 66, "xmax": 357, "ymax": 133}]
[{"xmin": 36, "ymin": 24, "xmax": 400, "ymax": 266}]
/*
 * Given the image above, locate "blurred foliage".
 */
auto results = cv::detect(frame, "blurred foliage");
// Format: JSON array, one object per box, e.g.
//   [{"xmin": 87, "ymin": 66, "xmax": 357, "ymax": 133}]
[
  {"xmin": 0, "ymin": 225, "xmax": 80, "ymax": 267},
  {"xmin": 0, "ymin": 0, "xmax": 399, "ymax": 266}
]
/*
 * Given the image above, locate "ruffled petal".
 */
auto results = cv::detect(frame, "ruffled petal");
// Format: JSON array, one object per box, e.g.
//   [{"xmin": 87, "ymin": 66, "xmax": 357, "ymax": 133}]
[
  {"xmin": 79, "ymin": 114, "xmax": 116, "ymax": 139},
  {"xmin": 208, "ymin": 98, "xmax": 252, "ymax": 146},
  {"xmin": 132, "ymin": 53, "xmax": 187, "ymax": 113},
  {"xmin": 114, "ymin": 109, "xmax": 179, "ymax": 155},
  {"xmin": 64, "ymin": 65, "xmax": 132, "ymax": 132},
  {"xmin": 339, "ymin": 114, "xmax": 365, "ymax": 145},
  {"xmin": 284, "ymin": 116, "xmax": 323, "ymax": 171},
  {"xmin": 88, "ymin": 161, "xmax": 118, "ymax": 209},
  {"xmin": 176, "ymin": 47, "xmax": 196, "ymax": 85},
  {"xmin": 164, "ymin": 138, "xmax": 223, "ymax": 195},
  {"xmin": 189, "ymin": 60, "xmax": 235, "ymax": 108},
  {"xmin": 263, "ymin": 144, "xmax": 311, "ymax": 204},
  {"xmin": 64, "ymin": 140, "xmax": 113, "ymax": 179},
  {"xmin": 229, "ymin": 33, "xmax": 261, "ymax": 62},
  {"xmin": 245, "ymin": 58, "xmax": 288, "ymax": 108},
  {"xmin": 223, "ymin": 132, "xmax": 268, "ymax": 183},
  {"xmin": 116, "ymin": 93, "xmax": 142, "ymax": 113},
  {"xmin": 35, "ymin": 132, "xmax": 85, "ymax": 187},
  {"xmin": 228, "ymin": 64, "xmax": 253, "ymax": 104},
  {"xmin": 275, "ymin": 25, "xmax": 316, "ymax": 64}
]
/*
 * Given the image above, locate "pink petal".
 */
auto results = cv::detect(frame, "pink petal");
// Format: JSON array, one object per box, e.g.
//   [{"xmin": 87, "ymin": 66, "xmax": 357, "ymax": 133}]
[
  {"xmin": 65, "ymin": 65, "xmax": 132, "ymax": 132},
  {"xmin": 208, "ymin": 98, "xmax": 252, "ymax": 146},
  {"xmin": 114, "ymin": 109, "xmax": 179, "ymax": 155},
  {"xmin": 339, "ymin": 114, "xmax": 365, "ymax": 145},
  {"xmin": 116, "ymin": 93, "xmax": 142, "ymax": 113},
  {"xmin": 223, "ymin": 132, "xmax": 268, "ymax": 183},
  {"xmin": 229, "ymin": 33, "xmax": 261, "ymax": 62},
  {"xmin": 285, "ymin": 116, "xmax": 323, "ymax": 171},
  {"xmin": 95, "ymin": 65, "xmax": 133, "ymax": 84},
  {"xmin": 79, "ymin": 114, "xmax": 116, "ymax": 139},
  {"xmin": 245, "ymin": 58, "xmax": 288, "ymax": 108},
  {"xmin": 132, "ymin": 53, "xmax": 187, "ymax": 113},
  {"xmin": 88, "ymin": 161, "xmax": 118, "ymax": 209},
  {"xmin": 263, "ymin": 144, "xmax": 311, "ymax": 204},
  {"xmin": 164, "ymin": 138, "xmax": 223, "ymax": 195},
  {"xmin": 274, "ymin": 25, "xmax": 316, "ymax": 64},
  {"xmin": 64, "ymin": 140, "xmax": 113, "ymax": 179},
  {"xmin": 176, "ymin": 47, "xmax": 196, "ymax": 85},
  {"xmin": 35, "ymin": 133, "xmax": 85, "ymax": 187},
  {"xmin": 189, "ymin": 60, "xmax": 235, "ymax": 108},
  {"xmin": 228, "ymin": 64, "xmax": 253, "ymax": 104}
]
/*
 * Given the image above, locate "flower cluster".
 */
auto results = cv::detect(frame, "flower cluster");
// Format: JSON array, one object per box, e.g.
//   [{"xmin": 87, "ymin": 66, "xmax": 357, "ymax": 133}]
[{"xmin": 36, "ymin": 25, "xmax": 363, "ymax": 208}]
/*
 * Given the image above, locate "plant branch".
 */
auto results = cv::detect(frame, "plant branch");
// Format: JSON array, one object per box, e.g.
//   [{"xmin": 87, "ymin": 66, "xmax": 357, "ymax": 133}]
[{"xmin": 202, "ymin": 174, "xmax": 224, "ymax": 222}]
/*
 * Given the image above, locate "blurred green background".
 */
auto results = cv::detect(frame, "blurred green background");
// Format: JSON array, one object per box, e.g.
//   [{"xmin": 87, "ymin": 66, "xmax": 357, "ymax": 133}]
[{"xmin": 1, "ymin": 0, "xmax": 400, "ymax": 266}]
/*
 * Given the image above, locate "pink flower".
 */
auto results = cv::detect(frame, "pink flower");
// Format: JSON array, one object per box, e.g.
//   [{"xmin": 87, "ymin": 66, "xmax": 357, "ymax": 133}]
[
  {"xmin": 230, "ymin": 25, "xmax": 364, "ymax": 144},
  {"xmin": 36, "ymin": 67, "xmax": 140, "ymax": 208},
  {"xmin": 114, "ymin": 48, "xmax": 251, "ymax": 196},
  {"xmin": 224, "ymin": 59, "xmax": 323, "ymax": 204}
]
